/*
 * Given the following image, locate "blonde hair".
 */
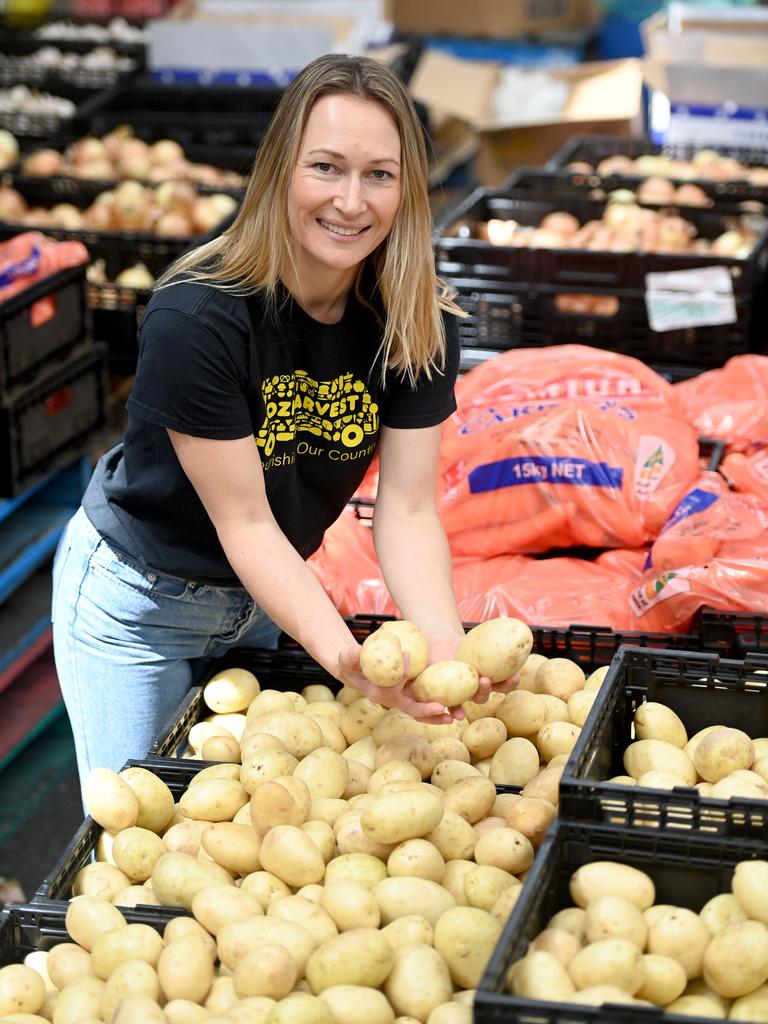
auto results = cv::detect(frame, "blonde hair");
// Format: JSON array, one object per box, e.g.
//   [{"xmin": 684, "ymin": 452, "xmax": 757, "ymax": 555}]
[{"xmin": 156, "ymin": 53, "xmax": 462, "ymax": 384}]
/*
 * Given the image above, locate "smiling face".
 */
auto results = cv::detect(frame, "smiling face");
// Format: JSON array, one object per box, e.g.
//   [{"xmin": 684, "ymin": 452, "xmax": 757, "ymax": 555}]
[{"xmin": 288, "ymin": 92, "xmax": 402, "ymax": 292}]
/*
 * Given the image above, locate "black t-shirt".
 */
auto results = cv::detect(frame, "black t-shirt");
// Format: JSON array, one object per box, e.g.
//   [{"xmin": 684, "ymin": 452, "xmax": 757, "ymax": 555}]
[{"xmin": 83, "ymin": 278, "xmax": 460, "ymax": 582}]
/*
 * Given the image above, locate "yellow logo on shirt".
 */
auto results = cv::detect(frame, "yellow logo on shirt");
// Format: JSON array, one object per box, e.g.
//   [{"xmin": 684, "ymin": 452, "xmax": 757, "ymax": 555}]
[{"xmin": 257, "ymin": 370, "xmax": 379, "ymax": 460}]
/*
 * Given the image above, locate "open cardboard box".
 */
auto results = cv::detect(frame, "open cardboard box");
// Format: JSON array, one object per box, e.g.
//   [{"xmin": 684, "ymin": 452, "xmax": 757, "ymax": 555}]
[
  {"xmin": 409, "ymin": 51, "xmax": 643, "ymax": 186},
  {"xmin": 641, "ymin": 3, "xmax": 768, "ymax": 147}
]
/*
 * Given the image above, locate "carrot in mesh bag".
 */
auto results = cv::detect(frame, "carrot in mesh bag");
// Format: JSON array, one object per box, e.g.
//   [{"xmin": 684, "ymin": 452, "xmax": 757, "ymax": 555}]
[
  {"xmin": 722, "ymin": 447, "xmax": 768, "ymax": 502},
  {"xmin": 675, "ymin": 355, "xmax": 768, "ymax": 451},
  {"xmin": 438, "ymin": 399, "xmax": 700, "ymax": 557},
  {"xmin": 455, "ymin": 343, "xmax": 680, "ymax": 415},
  {"xmin": 628, "ymin": 537, "xmax": 768, "ymax": 634},
  {"xmin": 454, "ymin": 554, "xmax": 634, "ymax": 630},
  {"xmin": 0, "ymin": 231, "xmax": 89, "ymax": 327}
]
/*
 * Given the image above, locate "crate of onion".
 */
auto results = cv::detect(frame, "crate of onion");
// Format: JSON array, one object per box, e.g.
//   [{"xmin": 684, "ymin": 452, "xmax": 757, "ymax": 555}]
[{"xmin": 432, "ymin": 185, "xmax": 768, "ymax": 369}]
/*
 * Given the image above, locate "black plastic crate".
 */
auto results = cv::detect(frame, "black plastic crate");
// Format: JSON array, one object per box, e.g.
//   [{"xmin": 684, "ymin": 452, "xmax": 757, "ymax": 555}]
[
  {"xmin": 433, "ymin": 187, "xmax": 768, "ymax": 368},
  {"xmin": 0, "ymin": 263, "xmax": 87, "ymax": 395},
  {"xmin": 150, "ymin": 622, "xmax": 704, "ymax": 759},
  {"xmin": 0, "ymin": 341, "xmax": 108, "ymax": 496},
  {"xmin": 547, "ymin": 133, "xmax": 768, "ymax": 205},
  {"xmin": 476, "ymin": 818, "xmax": 766, "ymax": 1024},
  {"xmin": 34, "ymin": 757, "xmax": 221, "ymax": 903},
  {"xmin": 73, "ymin": 77, "xmax": 283, "ymax": 155},
  {"xmin": 700, "ymin": 609, "xmax": 768, "ymax": 659},
  {"xmin": 1, "ymin": 900, "xmax": 182, "ymax": 963},
  {"xmin": 560, "ymin": 646, "xmax": 768, "ymax": 839}
]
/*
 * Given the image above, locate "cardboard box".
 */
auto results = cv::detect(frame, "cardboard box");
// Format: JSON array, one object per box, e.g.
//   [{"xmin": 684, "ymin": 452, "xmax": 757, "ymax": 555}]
[
  {"xmin": 642, "ymin": 3, "xmax": 768, "ymax": 148},
  {"xmin": 149, "ymin": 0, "xmax": 389, "ymax": 83},
  {"xmin": 408, "ymin": 51, "xmax": 643, "ymax": 185},
  {"xmin": 388, "ymin": 0, "xmax": 600, "ymax": 40}
]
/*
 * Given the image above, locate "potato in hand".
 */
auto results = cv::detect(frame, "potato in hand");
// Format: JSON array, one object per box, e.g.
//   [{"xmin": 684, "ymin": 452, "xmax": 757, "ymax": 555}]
[{"xmin": 457, "ymin": 617, "xmax": 533, "ymax": 683}]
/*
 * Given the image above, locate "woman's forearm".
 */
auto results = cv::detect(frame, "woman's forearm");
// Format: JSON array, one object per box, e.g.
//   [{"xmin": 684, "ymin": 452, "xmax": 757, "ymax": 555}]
[
  {"xmin": 218, "ymin": 518, "xmax": 355, "ymax": 676},
  {"xmin": 373, "ymin": 502, "xmax": 464, "ymax": 646}
]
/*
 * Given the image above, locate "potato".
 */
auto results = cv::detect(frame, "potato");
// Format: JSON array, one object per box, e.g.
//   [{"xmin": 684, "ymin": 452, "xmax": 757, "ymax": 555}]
[
  {"xmin": 163, "ymin": 819, "xmax": 212, "ymax": 858},
  {"xmin": 570, "ymin": 862, "xmax": 655, "ymax": 910},
  {"xmin": 634, "ymin": 702, "xmax": 688, "ymax": 748},
  {"xmin": 535, "ymin": 659, "xmax": 585, "ymax": 701},
  {"xmin": 540, "ymin": 694, "xmax": 569, "ymax": 724},
  {"xmin": 201, "ymin": 735, "xmax": 241, "ymax": 762},
  {"xmin": 567, "ymin": 690, "xmax": 597, "ymax": 728},
  {"xmin": 111, "ymin": 827, "xmax": 166, "ymax": 882},
  {"xmin": 306, "ymin": 929, "xmax": 394, "ymax": 992},
  {"xmin": 430, "ymin": 738, "xmax": 471, "ymax": 765},
  {"xmin": 732, "ymin": 860, "xmax": 768, "ymax": 924},
  {"xmin": 489, "ymin": 738, "xmax": 540, "ymax": 787},
  {"xmin": 461, "ymin": 691, "xmax": 506, "ymax": 723},
  {"xmin": 380, "ymin": 620, "xmax": 430, "ymax": 680},
  {"xmin": 425, "ymin": 809, "xmax": 476, "ymax": 861},
  {"xmin": 530, "ymin": 928, "xmax": 581, "ymax": 967},
  {"xmin": 496, "ymin": 691, "xmax": 547, "ymax": 738},
  {"xmin": 45, "ymin": 943, "xmax": 94, "ymax": 989},
  {"xmin": 250, "ymin": 776, "xmax": 311, "ymax": 834},
  {"xmin": 360, "ymin": 629, "xmax": 404, "ymax": 687},
  {"xmin": 240, "ymin": 870, "xmax": 292, "ymax": 908},
  {"xmin": 441, "ymin": 860, "xmax": 474, "ymax": 905},
  {"xmin": 233, "ymin": 946, "xmax": 297, "ymax": 1000},
  {"xmin": 179, "ymin": 778, "xmax": 248, "ymax": 822},
  {"xmin": 462, "ymin": 718, "xmax": 507, "ymax": 761},
  {"xmin": 703, "ymin": 920, "xmax": 768, "ymax": 997},
  {"xmin": 336, "ymin": 813, "xmax": 395, "ymax": 860},
  {"xmin": 375, "ymin": 736, "xmax": 437, "ymax": 780},
  {"xmin": 321, "ymin": 880, "xmax": 381, "ymax": 931},
  {"xmin": 464, "ymin": 865, "xmax": 518, "ymax": 912},
  {"xmin": 251, "ymin": 711, "xmax": 323, "ymax": 759},
  {"xmin": 548, "ymin": 907, "xmax": 586, "ymax": 940},
  {"xmin": 536, "ymin": 721, "xmax": 580, "ymax": 763},
  {"xmin": 65, "ymin": 897, "xmax": 126, "ymax": 952},
  {"xmin": 361, "ymin": 789, "xmax": 444, "ymax": 844},
  {"xmin": 189, "ymin": 721, "xmax": 232, "ymax": 754},
  {"xmin": 269, "ymin": 896, "xmax": 338, "ymax": 947},
  {"xmin": 711, "ymin": 773, "xmax": 768, "ymax": 800},
  {"xmin": 647, "ymin": 907, "xmax": 710, "ymax": 979},
  {"xmin": 584, "ymin": 896, "xmax": 648, "ymax": 949},
  {"xmin": 324, "ymin": 852, "xmax": 388, "ymax": 891},
  {"xmin": 90, "ymin": 923, "xmax": 164, "ymax": 978},
  {"xmin": 443, "ymin": 776, "xmax": 496, "ymax": 824},
  {"xmin": 583, "ymin": 666, "xmax": 610, "ymax": 692},
  {"xmin": 83, "ymin": 768, "xmax": 139, "ymax": 832},
  {"xmin": 412, "ymin": 661, "xmax": 480, "ymax": 706},
  {"xmin": 266, "ymin": 992, "xmax": 335, "ymax": 1023},
  {"xmin": 259, "ymin": 825, "xmax": 326, "ymax": 886},
  {"xmin": 623, "ymin": 740, "xmax": 696, "ymax": 786},
  {"xmin": 293, "ymin": 748, "xmax": 349, "ymax": 800},
  {"xmin": 427, "ymin": 1003, "xmax": 472, "ymax": 1024},
  {"xmin": 730, "ymin": 984, "xmax": 768, "ymax": 1023},
  {"xmin": 508, "ymin": 951, "xmax": 575, "ymax": 1000},
  {"xmin": 517, "ymin": 653, "xmax": 548, "ymax": 692},
  {"xmin": 636, "ymin": 954, "xmax": 687, "ymax": 1005},
  {"xmin": 473, "ymin": 815, "xmax": 506, "ymax": 838},
  {"xmin": 319, "ymin": 984, "xmax": 395, "ymax": 1024},
  {"xmin": 191, "ymin": 884, "xmax": 263, "ymax": 934},
  {"xmin": 569, "ymin": 984, "xmax": 636, "ymax": 1005},
  {"xmin": 505, "ymin": 797, "xmax": 556, "ymax": 847},
  {"xmin": 699, "ymin": 892, "xmax": 748, "ymax": 935},
  {"xmin": 568, "ymin": 938, "xmax": 645, "ymax": 993},
  {"xmin": 204, "ymin": 668, "xmax": 260, "ymax": 713},
  {"xmin": 694, "ymin": 728, "xmax": 755, "ymax": 783},
  {"xmin": 73, "ymin": 863, "xmax": 131, "ymax": 901},
  {"xmin": 387, "ymin": 838, "xmax": 445, "ymax": 883},
  {"xmin": 381, "ymin": 915, "xmax": 434, "ymax": 951},
  {"xmin": 219, "ymin": 915, "xmax": 316, "ymax": 974},
  {"xmin": 474, "ymin": 828, "xmax": 533, "ymax": 875},
  {"xmin": 49, "ymin": 975, "xmax": 105, "ymax": 1023},
  {"xmin": 430, "ymin": 759, "xmax": 479, "ymax": 790},
  {"xmin": 0, "ymin": 964, "xmax": 46, "ymax": 1017},
  {"xmin": 157, "ymin": 935, "xmax": 213, "ymax": 1004},
  {"xmin": 102, "ymin": 959, "xmax": 160, "ymax": 1022},
  {"xmin": 151, "ymin": 851, "xmax": 233, "ymax": 909},
  {"xmin": 112, "ymin": 993, "xmax": 166, "ymax": 1023},
  {"xmin": 119, "ymin": 767, "xmax": 176, "ymax": 834},
  {"xmin": 163, "ymin": 917, "xmax": 217, "ymax": 960},
  {"xmin": 302, "ymin": 819, "xmax": 335, "ymax": 863},
  {"xmin": 384, "ymin": 944, "xmax": 453, "ymax": 1021},
  {"xmin": 434, "ymin": 906, "xmax": 502, "ymax": 988},
  {"xmin": 376, "ymin": 876, "xmax": 457, "ymax": 926},
  {"xmin": 372, "ymin": 710, "xmax": 427, "ymax": 746},
  {"xmin": 456, "ymin": 617, "xmax": 533, "ymax": 683},
  {"xmin": 491, "ymin": 884, "xmax": 523, "ymax": 924},
  {"xmin": 199, "ymin": 821, "xmax": 261, "ymax": 876}
]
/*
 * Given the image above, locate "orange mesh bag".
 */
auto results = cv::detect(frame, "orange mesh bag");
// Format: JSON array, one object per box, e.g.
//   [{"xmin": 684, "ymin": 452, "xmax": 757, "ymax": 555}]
[
  {"xmin": 454, "ymin": 344, "xmax": 680, "ymax": 415},
  {"xmin": 454, "ymin": 554, "xmax": 634, "ymax": 629},
  {"xmin": 0, "ymin": 231, "xmax": 89, "ymax": 327},
  {"xmin": 438, "ymin": 399, "xmax": 700, "ymax": 557},
  {"xmin": 675, "ymin": 355, "xmax": 768, "ymax": 451},
  {"xmin": 646, "ymin": 472, "xmax": 768, "ymax": 574},
  {"xmin": 722, "ymin": 448, "xmax": 768, "ymax": 502},
  {"xmin": 596, "ymin": 548, "xmax": 648, "ymax": 579}
]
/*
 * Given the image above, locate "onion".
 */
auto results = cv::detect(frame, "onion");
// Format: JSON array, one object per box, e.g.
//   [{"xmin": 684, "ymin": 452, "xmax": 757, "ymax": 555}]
[
  {"xmin": 112, "ymin": 181, "xmax": 148, "ymax": 230},
  {"xmin": 0, "ymin": 128, "xmax": 19, "ymax": 170},
  {"xmin": 153, "ymin": 211, "xmax": 192, "ymax": 236},
  {"xmin": 115, "ymin": 262, "xmax": 155, "ymax": 289},
  {"xmin": 77, "ymin": 159, "xmax": 116, "ymax": 181},
  {"xmin": 595, "ymin": 155, "xmax": 634, "ymax": 176},
  {"xmin": 83, "ymin": 196, "xmax": 114, "ymax": 230},
  {"xmin": 102, "ymin": 125, "xmax": 134, "ymax": 160},
  {"xmin": 207, "ymin": 193, "xmax": 238, "ymax": 219},
  {"xmin": 566, "ymin": 161, "xmax": 594, "ymax": 174},
  {"xmin": 484, "ymin": 218, "xmax": 517, "ymax": 246},
  {"xmin": 191, "ymin": 196, "xmax": 228, "ymax": 234},
  {"xmin": 149, "ymin": 138, "xmax": 185, "ymax": 166},
  {"xmin": 0, "ymin": 184, "xmax": 27, "ymax": 220},
  {"xmin": 636, "ymin": 176, "xmax": 676, "ymax": 204},
  {"xmin": 71, "ymin": 137, "xmax": 108, "ymax": 166},
  {"xmin": 540, "ymin": 211, "xmax": 579, "ymax": 237},
  {"xmin": 154, "ymin": 180, "xmax": 197, "ymax": 213},
  {"xmin": 673, "ymin": 184, "xmax": 711, "ymax": 208},
  {"xmin": 711, "ymin": 230, "xmax": 747, "ymax": 257},
  {"xmin": 748, "ymin": 168, "xmax": 768, "ymax": 186},
  {"xmin": 530, "ymin": 228, "xmax": 565, "ymax": 249},
  {"xmin": 22, "ymin": 208, "xmax": 50, "ymax": 226},
  {"xmin": 49, "ymin": 203, "xmax": 83, "ymax": 229}
]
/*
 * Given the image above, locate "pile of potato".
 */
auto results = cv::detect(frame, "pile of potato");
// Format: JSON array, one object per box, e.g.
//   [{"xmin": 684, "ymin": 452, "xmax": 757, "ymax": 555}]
[
  {"xmin": 566, "ymin": 149, "xmax": 768, "ymax": 186},
  {"xmin": 612, "ymin": 705, "xmax": 768, "ymax": 801},
  {"xmin": 508, "ymin": 856, "xmax": 768, "ymax": 1019},
  {"xmin": 0, "ymin": 180, "xmax": 238, "ymax": 236},
  {"xmin": 21, "ymin": 127, "xmax": 245, "ymax": 189}
]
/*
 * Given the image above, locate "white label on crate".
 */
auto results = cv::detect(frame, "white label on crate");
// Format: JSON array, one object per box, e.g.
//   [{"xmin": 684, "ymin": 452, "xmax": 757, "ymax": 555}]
[
  {"xmin": 644, "ymin": 266, "xmax": 737, "ymax": 333},
  {"xmin": 665, "ymin": 104, "xmax": 768, "ymax": 150}
]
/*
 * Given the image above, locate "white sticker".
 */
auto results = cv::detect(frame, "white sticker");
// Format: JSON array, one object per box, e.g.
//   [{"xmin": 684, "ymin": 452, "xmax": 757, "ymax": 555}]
[
  {"xmin": 634, "ymin": 435, "xmax": 678, "ymax": 499},
  {"xmin": 645, "ymin": 265, "xmax": 737, "ymax": 333},
  {"xmin": 630, "ymin": 571, "xmax": 693, "ymax": 618}
]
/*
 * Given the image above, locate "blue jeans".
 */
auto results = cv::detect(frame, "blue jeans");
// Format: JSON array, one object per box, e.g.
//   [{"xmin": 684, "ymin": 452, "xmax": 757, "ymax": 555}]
[{"xmin": 52, "ymin": 507, "xmax": 281, "ymax": 780}]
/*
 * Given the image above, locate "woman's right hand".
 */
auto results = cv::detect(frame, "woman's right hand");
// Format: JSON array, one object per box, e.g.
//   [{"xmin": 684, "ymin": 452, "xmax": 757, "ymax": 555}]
[{"xmin": 337, "ymin": 644, "xmax": 454, "ymax": 725}]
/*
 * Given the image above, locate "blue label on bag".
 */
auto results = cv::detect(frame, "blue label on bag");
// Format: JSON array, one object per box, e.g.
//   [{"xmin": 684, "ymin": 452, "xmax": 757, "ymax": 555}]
[
  {"xmin": 660, "ymin": 488, "xmax": 720, "ymax": 534},
  {"xmin": 468, "ymin": 456, "xmax": 623, "ymax": 493},
  {"xmin": 0, "ymin": 245, "xmax": 40, "ymax": 289}
]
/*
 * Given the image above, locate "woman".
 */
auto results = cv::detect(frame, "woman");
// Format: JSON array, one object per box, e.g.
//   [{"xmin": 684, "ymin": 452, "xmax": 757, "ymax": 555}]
[{"xmin": 52, "ymin": 53, "xmax": 509, "ymax": 780}]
